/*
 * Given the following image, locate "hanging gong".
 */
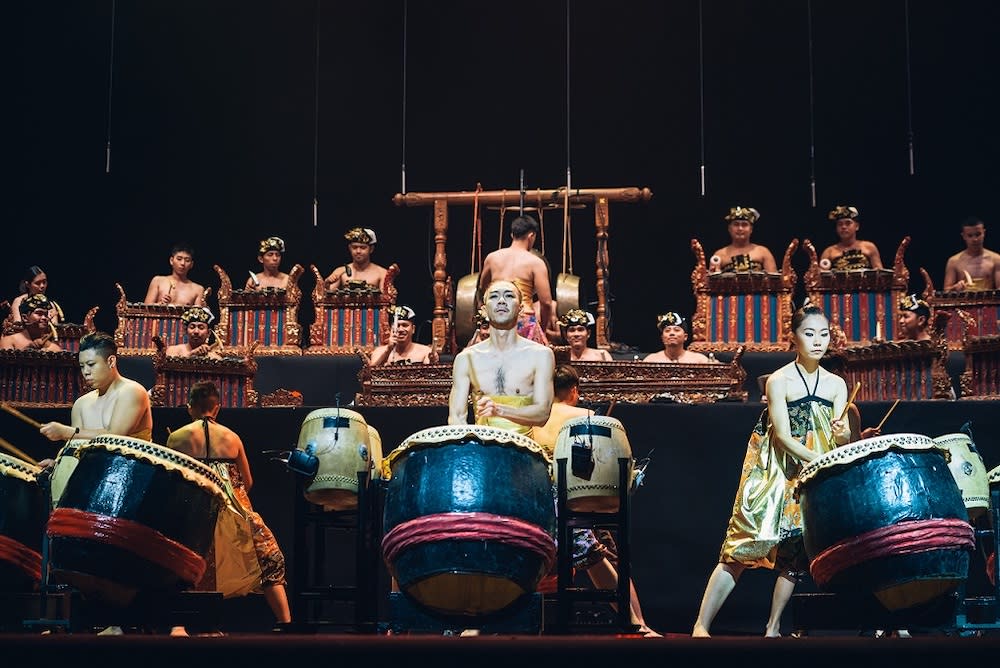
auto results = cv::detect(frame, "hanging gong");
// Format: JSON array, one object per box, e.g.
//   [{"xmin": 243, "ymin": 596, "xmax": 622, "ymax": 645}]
[
  {"xmin": 555, "ymin": 272, "xmax": 582, "ymax": 318},
  {"xmin": 454, "ymin": 272, "xmax": 480, "ymax": 347}
]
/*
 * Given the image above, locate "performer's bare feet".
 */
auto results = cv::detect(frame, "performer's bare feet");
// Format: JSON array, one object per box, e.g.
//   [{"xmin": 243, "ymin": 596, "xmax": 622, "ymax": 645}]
[{"xmin": 691, "ymin": 624, "xmax": 711, "ymax": 638}]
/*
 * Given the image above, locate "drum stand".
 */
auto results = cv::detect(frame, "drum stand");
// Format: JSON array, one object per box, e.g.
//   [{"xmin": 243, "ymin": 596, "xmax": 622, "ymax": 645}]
[
  {"xmin": 21, "ymin": 478, "xmax": 72, "ymax": 633},
  {"xmin": 549, "ymin": 457, "xmax": 639, "ymax": 635},
  {"xmin": 291, "ymin": 471, "xmax": 384, "ymax": 633}
]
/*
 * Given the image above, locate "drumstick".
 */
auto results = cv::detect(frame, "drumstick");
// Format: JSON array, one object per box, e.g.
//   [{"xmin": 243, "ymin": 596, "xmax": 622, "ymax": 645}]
[
  {"xmin": 838, "ymin": 381, "xmax": 862, "ymax": 422},
  {"xmin": 0, "ymin": 402, "xmax": 43, "ymax": 429},
  {"xmin": 603, "ymin": 399, "xmax": 617, "ymax": 418},
  {"xmin": 0, "ymin": 436, "xmax": 39, "ymax": 466},
  {"xmin": 875, "ymin": 399, "xmax": 900, "ymax": 432},
  {"xmin": 964, "ymin": 270, "xmax": 974, "ymax": 285}
]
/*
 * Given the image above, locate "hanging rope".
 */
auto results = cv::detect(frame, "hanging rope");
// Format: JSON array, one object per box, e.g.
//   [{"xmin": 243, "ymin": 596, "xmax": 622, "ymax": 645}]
[
  {"xmin": 537, "ymin": 189, "xmax": 545, "ymax": 255},
  {"xmin": 104, "ymin": 0, "xmax": 117, "ymax": 173},
  {"xmin": 312, "ymin": 0, "xmax": 322, "ymax": 226},
  {"xmin": 563, "ymin": 0, "xmax": 573, "ymax": 276},
  {"xmin": 904, "ymin": 0, "xmax": 915, "ymax": 175},
  {"xmin": 497, "ymin": 190, "xmax": 507, "ymax": 251},
  {"xmin": 469, "ymin": 183, "xmax": 483, "ymax": 274},
  {"xmin": 401, "ymin": 0, "xmax": 409, "ymax": 192},
  {"xmin": 806, "ymin": 0, "xmax": 817, "ymax": 207},
  {"xmin": 697, "ymin": 0, "xmax": 705, "ymax": 196}
]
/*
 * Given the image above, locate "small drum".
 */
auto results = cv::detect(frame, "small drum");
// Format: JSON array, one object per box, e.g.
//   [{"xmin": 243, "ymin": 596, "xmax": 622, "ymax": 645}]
[
  {"xmin": 933, "ymin": 432, "xmax": 989, "ymax": 521},
  {"xmin": 382, "ymin": 425, "xmax": 556, "ymax": 616},
  {"xmin": 49, "ymin": 438, "xmax": 89, "ymax": 509},
  {"xmin": 796, "ymin": 433, "xmax": 974, "ymax": 612},
  {"xmin": 0, "ymin": 453, "xmax": 47, "ymax": 591},
  {"xmin": 554, "ymin": 415, "xmax": 633, "ymax": 512},
  {"xmin": 46, "ymin": 435, "xmax": 226, "ymax": 607},
  {"xmin": 297, "ymin": 407, "xmax": 373, "ymax": 510}
]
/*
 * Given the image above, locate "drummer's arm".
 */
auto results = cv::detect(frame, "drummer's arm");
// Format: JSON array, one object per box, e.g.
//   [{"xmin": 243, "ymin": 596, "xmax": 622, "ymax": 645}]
[
  {"xmin": 103, "ymin": 383, "xmax": 151, "ymax": 440},
  {"xmin": 943, "ymin": 259, "xmax": 964, "ymax": 291},
  {"xmin": 765, "ymin": 374, "xmax": 818, "ymax": 463},
  {"xmin": 761, "ymin": 249, "xmax": 778, "ymax": 273},
  {"xmin": 39, "ymin": 402, "xmax": 85, "ymax": 443},
  {"xmin": 234, "ymin": 435, "xmax": 253, "ymax": 491},
  {"xmin": 534, "ymin": 264, "xmax": 557, "ymax": 333},
  {"xmin": 866, "ymin": 242, "xmax": 884, "ymax": 270},
  {"xmin": 448, "ymin": 352, "xmax": 474, "ymax": 425}
]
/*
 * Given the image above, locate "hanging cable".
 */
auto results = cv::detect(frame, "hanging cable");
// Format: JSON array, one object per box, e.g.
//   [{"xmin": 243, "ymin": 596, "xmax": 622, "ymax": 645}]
[
  {"xmin": 312, "ymin": 0, "xmax": 322, "ymax": 226},
  {"xmin": 697, "ymin": 0, "xmax": 705, "ymax": 196},
  {"xmin": 104, "ymin": 0, "xmax": 117, "ymax": 173},
  {"xmin": 563, "ymin": 0, "xmax": 572, "ymax": 276},
  {"xmin": 401, "ymin": 0, "xmax": 409, "ymax": 193},
  {"xmin": 807, "ymin": 0, "xmax": 817, "ymax": 207},
  {"xmin": 904, "ymin": 0, "xmax": 915, "ymax": 175}
]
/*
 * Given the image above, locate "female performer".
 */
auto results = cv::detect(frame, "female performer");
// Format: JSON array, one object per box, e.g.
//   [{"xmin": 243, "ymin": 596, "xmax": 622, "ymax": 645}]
[{"xmin": 691, "ymin": 303, "xmax": 851, "ymax": 637}]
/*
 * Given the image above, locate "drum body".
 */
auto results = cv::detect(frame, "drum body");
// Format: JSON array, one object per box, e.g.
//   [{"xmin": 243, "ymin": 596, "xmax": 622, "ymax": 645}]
[
  {"xmin": 47, "ymin": 436, "xmax": 225, "ymax": 607},
  {"xmin": 367, "ymin": 424, "xmax": 384, "ymax": 480},
  {"xmin": 933, "ymin": 432, "xmax": 989, "ymax": 520},
  {"xmin": 554, "ymin": 415, "xmax": 633, "ymax": 512},
  {"xmin": 382, "ymin": 425, "xmax": 556, "ymax": 617},
  {"xmin": 297, "ymin": 407, "xmax": 372, "ymax": 510},
  {"xmin": 0, "ymin": 454, "xmax": 47, "ymax": 590},
  {"xmin": 49, "ymin": 438, "xmax": 89, "ymax": 509},
  {"xmin": 797, "ymin": 433, "xmax": 973, "ymax": 611}
]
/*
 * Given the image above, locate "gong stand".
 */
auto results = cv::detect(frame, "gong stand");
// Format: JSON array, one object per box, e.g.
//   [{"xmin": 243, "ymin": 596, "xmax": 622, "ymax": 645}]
[{"xmin": 392, "ymin": 186, "xmax": 653, "ymax": 354}]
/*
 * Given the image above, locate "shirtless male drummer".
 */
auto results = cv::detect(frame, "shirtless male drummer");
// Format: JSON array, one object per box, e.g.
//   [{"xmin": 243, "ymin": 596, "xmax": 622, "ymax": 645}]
[{"xmin": 449, "ymin": 279, "xmax": 555, "ymax": 435}]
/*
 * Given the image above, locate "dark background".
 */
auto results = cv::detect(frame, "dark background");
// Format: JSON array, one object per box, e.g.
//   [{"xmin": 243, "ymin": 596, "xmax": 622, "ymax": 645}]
[{"xmin": 11, "ymin": 1, "xmax": 1000, "ymax": 353}]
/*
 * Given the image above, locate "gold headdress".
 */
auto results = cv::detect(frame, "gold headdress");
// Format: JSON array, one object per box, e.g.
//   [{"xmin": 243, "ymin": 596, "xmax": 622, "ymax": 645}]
[
  {"xmin": 20, "ymin": 293, "xmax": 52, "ymax": 314},
  {"xmin": 344, "ymin": 227, "xmax": 377, "ymax": 244},
  {"xmin": 828, "ymin": 205, "xmax": 859, "ymax": 221},
  {"xmin": 559, "ymin": 308, "xmax": 595, "ymax": 329},
  {"xmin": 258, "ymin": 236, "xmax": 285, "ymax": 254},
  {"xmin": 181, "ymin": 306, "xmax": 216, "ymax": 326},
  {"xmin": 656, "ymin": 311, "xmax": 687, "ymax": 330},
  {"xmin": 389, "ymin": 305, "xmax": 416, "ymax": 322},
  {"xmin": 474, "ymin": 305, "xmax": 490, "ymax": 327},
  {"xmin": 899, "ymin": 293, "xmax": 930, "ymax": 314},
  {"xmin": 724, "ymin": 206, "xmax": 760, "ymax": 224}
]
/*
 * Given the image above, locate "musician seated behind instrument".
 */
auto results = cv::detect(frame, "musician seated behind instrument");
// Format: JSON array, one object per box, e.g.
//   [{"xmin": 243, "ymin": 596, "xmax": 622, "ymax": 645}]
[
  {"xmin": 0, "ymin": 294, "xmax": 62, "ymax": 352},
  {"xmin": 708, "ymin": 206, "xmax": 778, "ymax": 273},
  {"xmin": 8, "ymin": 265, "xmax": 63, "ymax": 325},
  {"xmin": 449, "ymin": 279, "xmax": 555, "ymax": 436},
  {"xmin": 643, "ymin": 312, "xmax": 713, "ymax": 363},
  {"xmin": 531, "ymin": 363, "xmax": 661, "ymax": 637},
  {"xmin": 244, "ymin": 236, "xmax": 290, "ymax": 291},
  {"xmin": 324, "ymin": 227, "xmax": 387, "ymax": 291},
  {"xmin": 368, "ymin": 305, "xmax": 439, "ymax": 366},
  {"xmin": 165, "ymin": 307, "xmax": 223, "ymax": 359},
  {"xmin": 942, "ymin": 216, "xmax": 1000, "ymax": 292},
  {"xmin": 477, "ymin": 214, "xmax": 556, "ymax": 344},
  {"xmin": 143, "ymin": 242, "xmax": 207, "ymax": 305},
  {"xmin": 897, "ymin": 293, "xmax": 932, "ymax": 342},
  {"xmin": 465, "ymin": 305, "xmax": 492, "ymax": 349},
  {"xmin": 819, "ymin": 205, "xmax": 884, "ymax": 271},
  {"xmin": 560, "ymin": 309, "xmax": 612, "ymax": 362},
  {"xmin": 165, "ymin": 381, "xmax": 291, "ymax": 635}
]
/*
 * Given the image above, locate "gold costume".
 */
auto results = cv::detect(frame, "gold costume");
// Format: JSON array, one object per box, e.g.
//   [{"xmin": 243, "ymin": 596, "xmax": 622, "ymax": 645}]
[
  {"xmin": 831, "ymin": 249, "xmax": 871, "ymax": 271},
  {"xmin": 719, "ymin": 392, "xmax": 836, "ymax": 571},
  {"xmin": 510, "ymin": 277, "xmax": 548, "ymax": 344},
  {"xmin": 476, "ymin": 394, "xmax": 534, "ymax": 437}
]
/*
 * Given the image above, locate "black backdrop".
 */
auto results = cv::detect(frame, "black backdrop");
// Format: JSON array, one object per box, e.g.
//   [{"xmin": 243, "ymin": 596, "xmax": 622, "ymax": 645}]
[{"xmin": 10, "ymin": 1, "xmax": 1000, "ymax": 352}]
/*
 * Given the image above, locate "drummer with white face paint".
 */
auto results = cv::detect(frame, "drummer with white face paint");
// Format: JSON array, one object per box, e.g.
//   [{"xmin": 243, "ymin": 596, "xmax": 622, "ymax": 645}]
[{"xmin": 448, "ymin": 279, "xmax": 555, "ymax": 435}]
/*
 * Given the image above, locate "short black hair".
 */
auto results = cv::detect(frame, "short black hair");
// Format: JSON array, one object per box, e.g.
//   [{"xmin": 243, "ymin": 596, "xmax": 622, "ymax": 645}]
[
  {"xmin": 79, "ymin": 331, "xmax": 117, "ymax": 358},
  {"xmin": 188, "ymin": 380, "xmax": 220, "ymax": 413},
  {"xmin": 511, "ymin": 215, "xmax": 539, "ymax": 239},
  {"xmin": 961, "ymin": 216, "xmax": 984, "ymax": 230}
]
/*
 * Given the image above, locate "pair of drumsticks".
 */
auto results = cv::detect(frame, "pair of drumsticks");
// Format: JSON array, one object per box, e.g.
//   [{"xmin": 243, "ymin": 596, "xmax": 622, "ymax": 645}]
[
  {"xmin": 838, "ymin": 382, "xmax": 899, "ymax": 434},
  {"xmin": 0, "ymin": 402, "xmax": 44, "ymax": 466}
]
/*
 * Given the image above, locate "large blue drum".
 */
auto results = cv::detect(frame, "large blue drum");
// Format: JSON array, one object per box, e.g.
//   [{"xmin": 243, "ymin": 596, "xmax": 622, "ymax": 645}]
[
  {"xmin": 46, "ymin": 435, "xmax": 226, "ymax": 607},
  {"xmin": 382, "ymin": 425, "xmax": 556, "ymax": 617},
  {"xmin": 0, "ymin": 453, "xmax": 47, "ymax": 591},
  {"xmin": 797, "ymin": 433, "xmax": 974, "ymax": 611}
]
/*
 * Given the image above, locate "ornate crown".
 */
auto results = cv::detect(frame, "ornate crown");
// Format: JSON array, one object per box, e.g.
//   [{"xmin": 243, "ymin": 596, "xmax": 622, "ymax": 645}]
[
  {"xmin": 344, "ymin": 227, "xmax": 377, "ymax": 244},
  {"xmin": 258, "ymin": 236, "xmax": 285, "ymax": 254},
  {"xmin": 827, "ymin": 205, "xmax": 859, "ymax": 221},
  {"xmin": 559, "ymin": 308, "xmax": 595, "ymax": 328},
  {"xmin": 656, "ymin": 312, "xmax": 687, "ymax": 330},
  {"xmin": 724, "ymin": 206, "xmax": 760, "ymax": 224},
  {"xmin": 181, "ymin": 306, "xmax": 216, "ymax": 325}
]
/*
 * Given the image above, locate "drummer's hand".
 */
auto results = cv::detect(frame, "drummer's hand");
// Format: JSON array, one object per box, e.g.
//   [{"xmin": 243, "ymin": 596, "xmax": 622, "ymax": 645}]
[
  {"xmin": 953, "ymin": 279, "xmax": 967, "ymax": 292},
  {"xmin": 831, "ymin": 418, "xmax": 851, "ymax": 445},
  {"xmin": 39, "ymin": 422, "xmax": 72, "ymax": 442},
  {"xmin": 192, "ymin": 343, "xmax": 210, "ymax": 356},
  {"xmin": 859, "ymin": 427, "xmax": 881, "ymax": 440},
  {"xmin": 37, "ymin": 458, "xmax": 55, "ymax": 469},
  {"xmin": 475, "ymin": 396, "xmax": 501, "ymax": 419}
]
